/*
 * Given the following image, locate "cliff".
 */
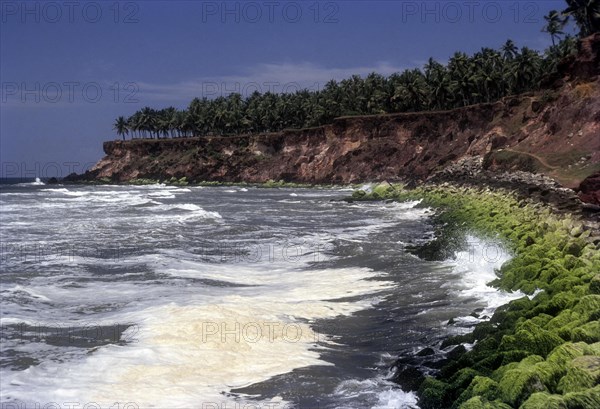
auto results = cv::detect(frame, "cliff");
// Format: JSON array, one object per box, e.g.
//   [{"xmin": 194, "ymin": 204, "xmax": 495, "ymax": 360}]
[{"xmin": 79, "ymin": 35, "xmax": 600, "ymax": 201}]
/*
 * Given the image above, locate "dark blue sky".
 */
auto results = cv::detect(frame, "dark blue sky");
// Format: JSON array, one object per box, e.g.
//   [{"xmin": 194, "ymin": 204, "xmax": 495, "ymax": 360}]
[{"xmin": 1, "ymin": 0, "xmax": 574, "ymax": 177}]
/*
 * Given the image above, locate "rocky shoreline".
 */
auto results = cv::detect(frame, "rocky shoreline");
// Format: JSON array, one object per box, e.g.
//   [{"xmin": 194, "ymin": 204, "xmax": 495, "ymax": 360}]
[
  {"xmin": 427, "ymin": 156, "xmax": 600, "ymax": 213},
  {"xmin": 350, "ymin": 183, "xmax": 600, "ymax": 408}
]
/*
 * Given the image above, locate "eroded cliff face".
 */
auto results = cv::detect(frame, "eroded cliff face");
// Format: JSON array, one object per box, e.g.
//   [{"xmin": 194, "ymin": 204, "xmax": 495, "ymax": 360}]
[{"xmin": 83, "ymin": 35, "xmax": 600, "ymax": 194}]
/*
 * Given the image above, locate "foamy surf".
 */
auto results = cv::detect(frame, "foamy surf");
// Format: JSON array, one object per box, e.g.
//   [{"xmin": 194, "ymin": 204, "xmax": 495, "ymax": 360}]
[
  {"xmin": 1, "ymin": 265, "xmax": 394, "ymax": 408},
  {"xmin": 15, "ymin": 177, "xmax": 45, "ymax": 186},
  {"xmin": 333, "ymin": 378, "xmax": 419, "ymax": 409},
  {"xmin": 1, "ymin": 185, "xmax": 508, "ymax": 407},
  {"xmin": 449, "ymin": 236, "xmax": 528, "ymax": 323}
]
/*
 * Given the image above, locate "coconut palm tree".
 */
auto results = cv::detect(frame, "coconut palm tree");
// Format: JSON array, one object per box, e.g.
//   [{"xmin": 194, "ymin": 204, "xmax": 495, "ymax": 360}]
[
  {"xmin": 563, "ymin": 0, "xmax": 600, "ymax": 36},
  {"xmin": 111, "ymin": 10, "xmax": 585, "ymax": 139},
  {"xmin": 543, "ymin": 10, "xmax": 567, "ymax": 46},
  {"xmin": 501, "ymin": 39, "xmax": 519, "ymax": 60},
  {"xmin": 113, "ymin": 116, "xmax": 129, "ymax": 140}
]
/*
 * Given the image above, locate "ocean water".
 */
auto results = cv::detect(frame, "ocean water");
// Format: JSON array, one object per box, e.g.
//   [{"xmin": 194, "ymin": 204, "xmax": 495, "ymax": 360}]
[{"xmin": 0, "ymin": 182, "xmax": 524, "ymax": 408}]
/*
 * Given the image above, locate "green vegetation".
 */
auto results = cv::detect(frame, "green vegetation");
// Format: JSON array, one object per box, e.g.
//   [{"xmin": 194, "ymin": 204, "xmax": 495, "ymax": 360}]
[
  {"xmin": 114, "ymin": 38, "xmax": 575, "ymax": 139},
  {"xmin": 87, "ymin": 177, "xmax": 347, "ymax": 189},
  {"xmin": 112, "ymin": 0, "xmax": 600, "ymax": 140},
  {"xmin": 351, "ymin": 183, "xmax": 600, "ymax": 408},
  {"xmin": 128, "ymin": 178, "xmax": 162, "ymax": 185}
]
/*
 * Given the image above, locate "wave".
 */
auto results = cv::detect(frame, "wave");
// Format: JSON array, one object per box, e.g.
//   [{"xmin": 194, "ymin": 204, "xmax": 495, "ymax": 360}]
[
  {"xmin": 1, "ymin": 263, "xmax": 394, "ymax": 408},
  {"xmin": 333, "ymin": 377, "xmax": 419, "ymax": 408},
  {"xmin": 14, "ymin": 177, "xmax": 45, "ymax": 187},
  {"xmin": 151, "ymin": 203, "xmax": 222, "ymax": 220},
  {"xmin": 449, "ymin": 236, "xmax": 532, "ymax": 323},
  {"xmin": 41, "ymin": 188, "xmax": 70, "ymax": 193},
  {"xmin": 2, "ymin": 285, "xmax": 52, "ymax": 302}
]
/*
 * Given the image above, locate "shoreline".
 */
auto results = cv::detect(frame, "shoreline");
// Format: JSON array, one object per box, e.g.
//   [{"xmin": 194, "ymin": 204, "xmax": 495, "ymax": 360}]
[
  {"xmin": 351, "ymin": 183, "xmax": 600, "ymax": 408},
  {"xmin": 9, "ymin": 178, "xmax": 600, "ymax": 406}
]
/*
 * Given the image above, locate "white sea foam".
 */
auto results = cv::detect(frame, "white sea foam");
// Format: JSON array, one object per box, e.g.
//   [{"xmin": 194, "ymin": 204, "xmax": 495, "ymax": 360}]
[
  {"xmin": 41, "ymin": 188, "xmax": 70, "ymax": 193},
  {"xmin": 151, "ymin": 203, "xmax": 222, "ymax": 220},
  {"xmin": 451, "ymin": 236, "xmax": 527, "ymax": 321},
  {"xmin": 1, "ymin": 262, "xmax": 394, "ymax": 408},
  {"xmin": 333, "ymin": 378, "xmax": 419, "ymax": 408},
  {"xmin": 0, "ymin": 186, "xmax": 441, "ymax": 407},
  {"xmin": 15, "ymin": 177, "xmax": 45, "ymax": 186},
  {"xmin": 3, "ymin": 285, "xmax": 52, "ymax": 302},
  {"xmin": 0, "ymin": 317, "xmax": 37, "ymax": 326}
]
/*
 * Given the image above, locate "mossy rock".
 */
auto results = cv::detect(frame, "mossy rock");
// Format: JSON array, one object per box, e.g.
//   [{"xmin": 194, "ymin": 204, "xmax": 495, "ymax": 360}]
[
  {"xmin": 557, "ymin": 356, "xmax": 600, "ymax": 394},
  {"xmin": 547, "ymin": 342, "xmax": 591, "ymax": 366},
  {"xmin": 469, "ymin": 376, "xmax": 500, "ymax": 401},
  {"xmin": 129, "ymin": 178, "xmax": 159, "ymax": 185},
  {"xmin": 520, "ymin": 392, "xmax": 567, "ymax": 409},
  {"xmin": 450, "ymin": 368, "xmax": 481, "ymax": 392},
  {"xmin": 352, "ymin": 190, "xmax": 367, "ymax": 199},
  {"xmin": 473, "ymin": 323, "xmax": 499, "ymax": 341},
  {"xmin": 569, "ymin": 225, "xmax": 584, "ymax": 238},
  {"xmin": 550, "ymin": 277, "xmax": 585, "ymax": 293},
  {"xmin": 545, "ymin": 310, "xmax": 584, "ymax": 333},
  {"xmin": 571, "ymin": 321, "xmax": 600, "ymax": 343},
  {"xmin": 563, "ymin": 240, "xmax": 585, "ymax": 257},
  {"xmin": 498, "ymin": 367, "xmax": 547, "ymax": 406},
  {"xmin": 589, "ymin": 275, "xmax": 600, "ymax": 295},
  {"xmin": 518, "ymin": 280, "xmax": 541, "ymax": 295},
  {"xmin": 508, "ymin": 296, "xmax": 536, "ymax": 312},
  {"xmin": 500, "ymin": 321, "xmax": 564, "ymax": 357},
  {"xmin": 528, "ymin": 314, "xmax": 554, "ymax": 328},
  {"xmin": 495, "ymin": 354, "xmax": 567, "ymax": 406},
  {"xmin": 459, "ymin": 396, "xmax": 512, "ymax": 409},
  {"xmin": 472, "ymin": 348, "xmax": 505, "ymax": 372},
  {"xmin": 573, "ymin": 295, "xmax": 600, "ymax": 320},
  {"xmin": 419, "ymin": 377, "xmax": 451, "ymax": 409},
  {"xmin": 442, "ymin": 333, "xmax": 476, "ymax": 349},
  {"xmin": 539, "ymin": 262, "xmax": 570, "ymax": 284},
  {"xmin": 371, "ymin": 183, "xmax": 396, "ymax": 198},
  {"xmin": 530, "ymin": 293, "xmax": 578, "ymax": 317},
  {"xmin": 562, "ymin": 385, "xmax": 600, "ymax": 408},
  {"xmin": 501, "ymin": 350, "xmax": 534, "ymax": 366},
  {"xmin": 561, "ymin": 255, "xmax": 586, "ymax": 271}
]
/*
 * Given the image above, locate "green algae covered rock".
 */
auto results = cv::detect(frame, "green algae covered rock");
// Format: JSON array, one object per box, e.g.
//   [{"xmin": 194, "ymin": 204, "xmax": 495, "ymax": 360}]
[
  {"xmin": 419, "ymin": 377, "xmax": 451, "ymax": 409},
  {"xmin": 563, "ymin": 240, "xmax": 585, "ymax": 257},
  {"xmin": 573, "ymin": 295, "xmax": 600, "ymax": 314},
  {"xmin": 498, "ymin": 367, "xmax": 547, "ymax": 406},
  {"xmin": 351, "ymin": 189, "xmax": 367, "ymax": 199},
  {"xmin": 547, "ymin": 342, "xmax": 592, "ymax": 366},
  {"xmin": 557, "ymin": 356, "xmax": 600, "ymax": 394},
  {"xmin": 459, "ymin": 397, "xmax": 512, "ymax": 409},
  {"xmin": 129, "ymin": 178, "xmax": 159, "ymax": 185},
  {"xmin": 562, "ymin": 385, "xmax": 600, "ymax": 408},
  {"xmin": 500, "ymin": 321, "xmax": 564, "ymax": 358},
  {"xmin": 371, "ymin": 182, "xmax": 396, "ymax": 198},
  {"xmin": 589, "ymin": 275, "xmax": 600, "ymax": 295},
  {"xmin": 471, "ymin": 376, "xmax": 500, "ymax": 400},
  {"xmin": 496, "ymin": 356, "xmax": 547, "ymax": 406},
  {"xmin": 456, "ymin": 376, "xmax": 501, "ymax": 405},
  {"xmin": 570, "ymin": 321, "xmax": 600, "ymax": 343},
  {"xmin": 520, "ymin": 392, "xmax": 567, "ymax": 409}
]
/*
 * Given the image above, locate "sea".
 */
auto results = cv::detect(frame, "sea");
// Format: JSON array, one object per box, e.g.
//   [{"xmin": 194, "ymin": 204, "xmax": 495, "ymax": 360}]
[{"xmin": 0, "ymin": 179, "xmax": 525, "ymax": 408}]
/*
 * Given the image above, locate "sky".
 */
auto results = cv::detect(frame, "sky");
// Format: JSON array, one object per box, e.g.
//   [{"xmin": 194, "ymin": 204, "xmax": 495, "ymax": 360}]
[{"xmin": 0, "ymin": 0, "xmax": 578, "ymax": 178}]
